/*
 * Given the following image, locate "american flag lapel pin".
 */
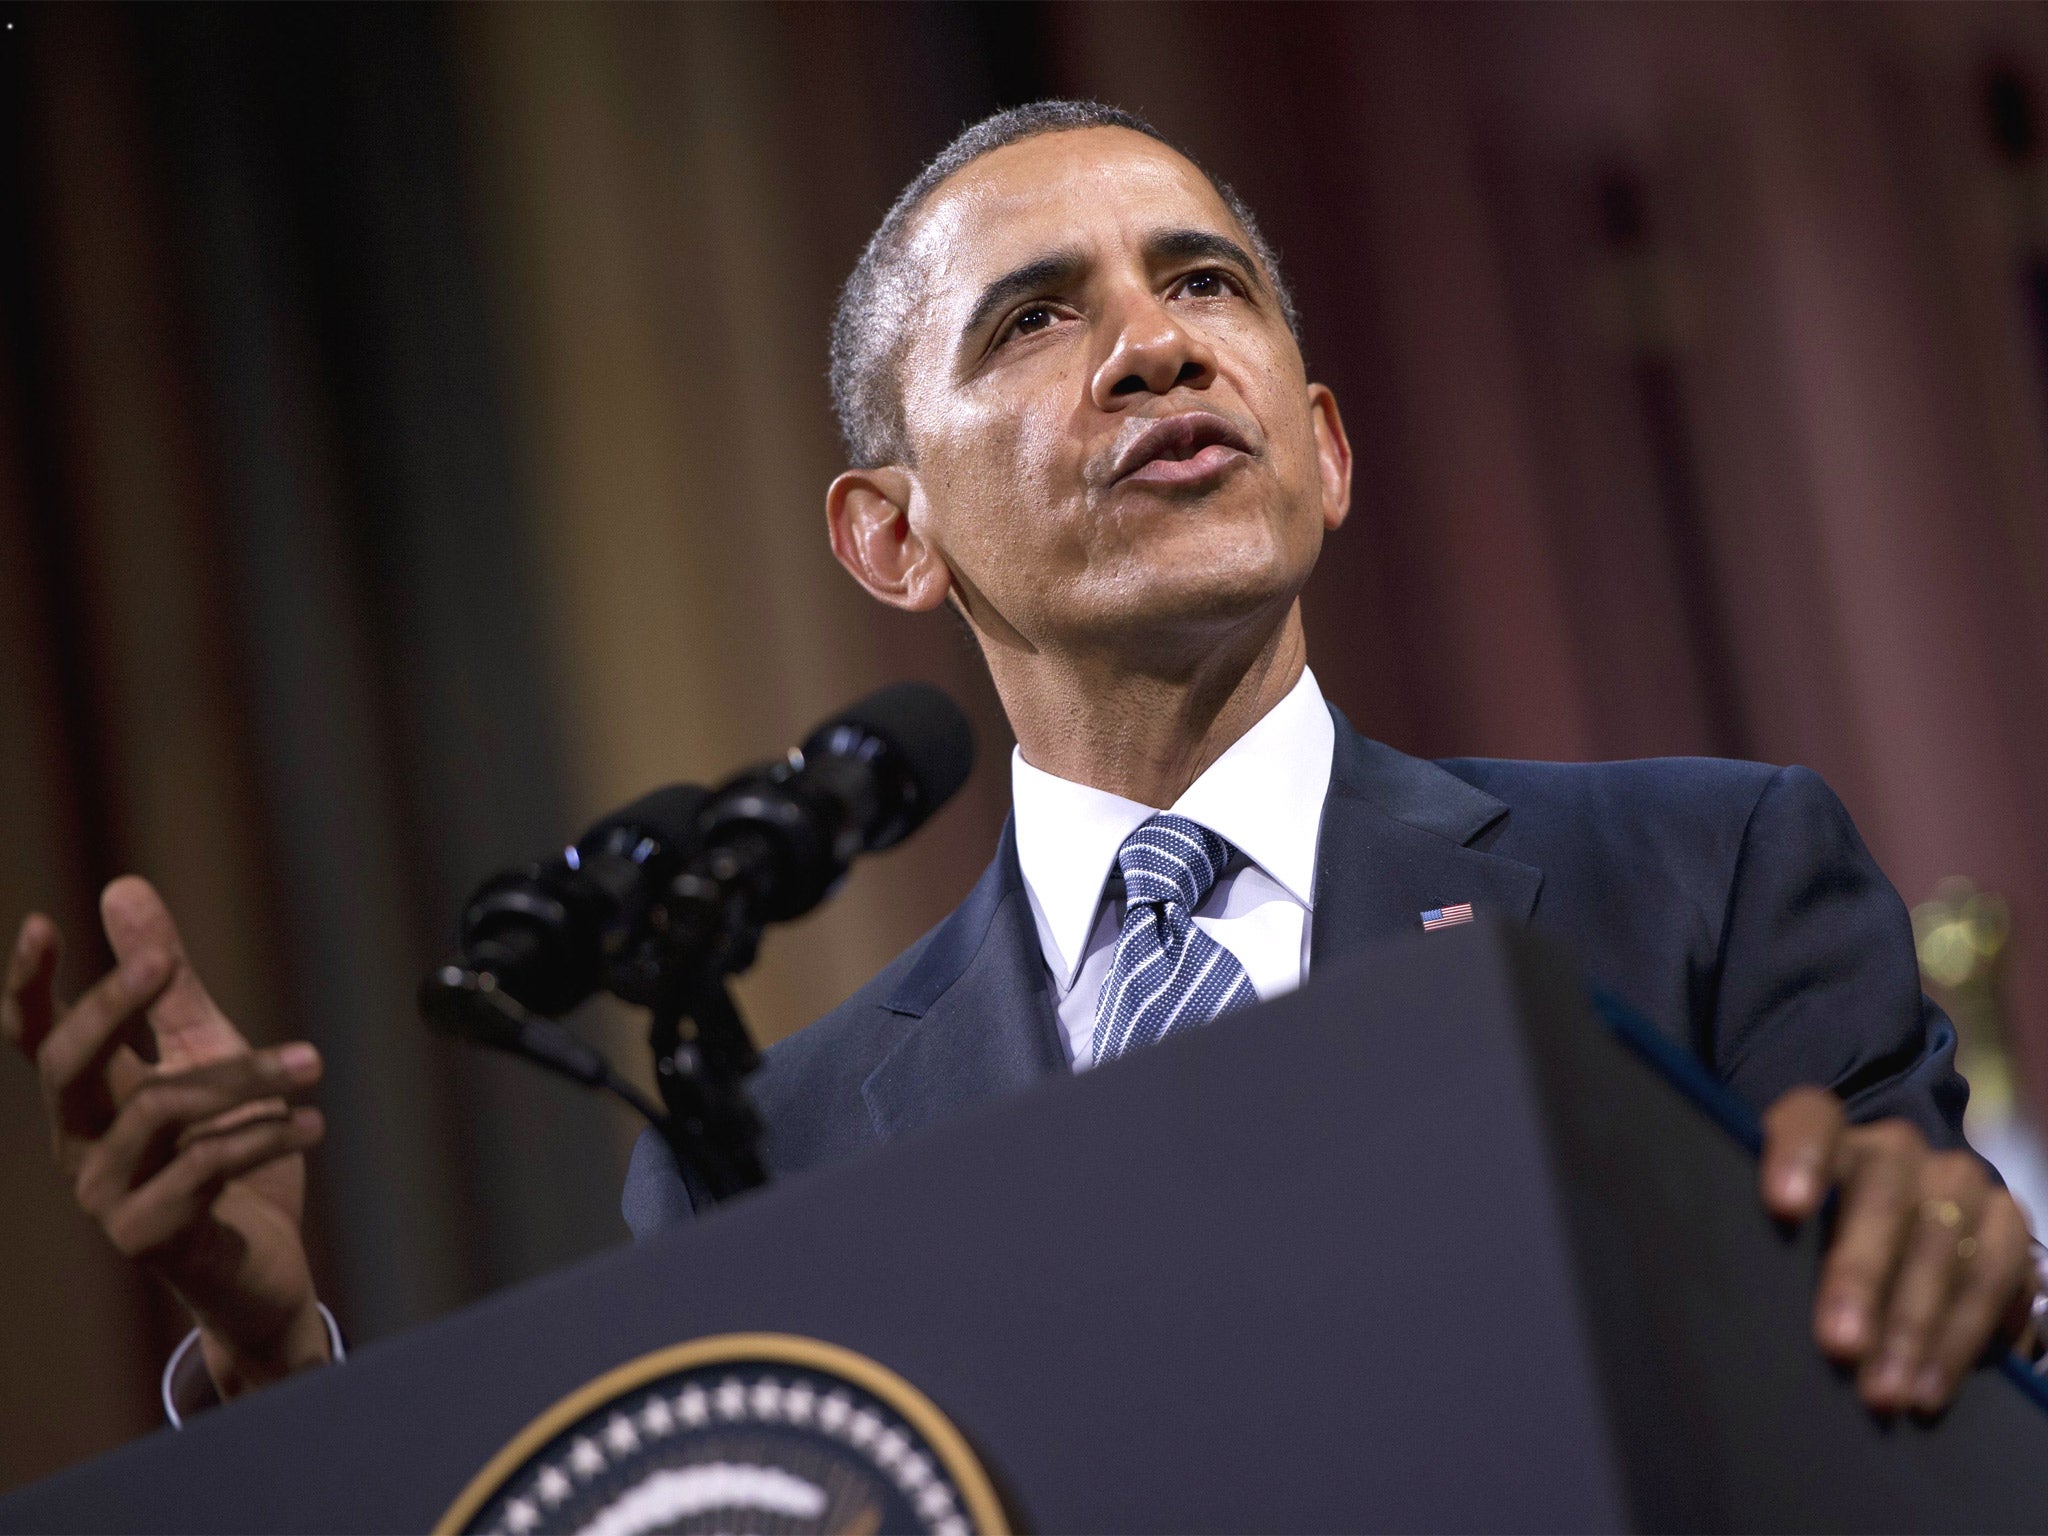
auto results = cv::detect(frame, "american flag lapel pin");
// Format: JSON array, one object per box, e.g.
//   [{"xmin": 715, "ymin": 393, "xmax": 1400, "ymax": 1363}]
[{"xmin": 1420, "ymin": 902, "xmax": 1474, "ymax": 931}]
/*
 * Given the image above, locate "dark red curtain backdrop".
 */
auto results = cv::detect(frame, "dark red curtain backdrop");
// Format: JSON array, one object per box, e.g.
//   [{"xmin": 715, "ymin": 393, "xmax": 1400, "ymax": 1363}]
[{"xmin": 5, "ymin": 0, "xmax": 2048, "ymax": 1488}]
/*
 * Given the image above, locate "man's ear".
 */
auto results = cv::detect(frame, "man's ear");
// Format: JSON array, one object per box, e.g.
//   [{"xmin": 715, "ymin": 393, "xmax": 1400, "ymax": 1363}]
[
  {"xmin": 1307, "ymin": 383, "xmax": 1353, "ymax": 532},
  {"xmin": 825, "ymin": 467, "xmax": 953, "ymax": 613}
]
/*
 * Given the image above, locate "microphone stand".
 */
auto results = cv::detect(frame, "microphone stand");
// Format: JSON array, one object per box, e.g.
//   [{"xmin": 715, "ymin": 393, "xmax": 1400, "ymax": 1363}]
[
  {"xmin": 644, "ymin": 969, "xmax": 765, "ymax": 1201},
  {"xmin": 584, "ymin": 872, "xmax": 771, "ymax": 1202},
  {"xmin": 422, "ymin": 680, "xmax": 973, "ymax": 1209},
  {"xmin": 422, "ymin": 960, "xmax": 767, "ymax": 1203}
]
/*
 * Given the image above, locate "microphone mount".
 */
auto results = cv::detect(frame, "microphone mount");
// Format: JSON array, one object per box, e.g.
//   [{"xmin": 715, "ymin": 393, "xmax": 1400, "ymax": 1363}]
[{"xmin": 420, "ymin": 684, "xmax": 974, "ymax": 1207}]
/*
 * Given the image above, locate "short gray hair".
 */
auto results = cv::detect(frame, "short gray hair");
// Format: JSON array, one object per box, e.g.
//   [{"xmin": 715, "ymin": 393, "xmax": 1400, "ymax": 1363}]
[{"xmin": 828, "ymin": 100, "xmax": 1301, "ymax": 469}]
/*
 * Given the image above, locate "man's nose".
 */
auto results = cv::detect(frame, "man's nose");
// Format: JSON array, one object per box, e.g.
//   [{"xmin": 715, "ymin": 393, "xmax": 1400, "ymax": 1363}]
[{"xmin": 1089, "ymin": 294, "xmax": 1217, "ymax": 408}]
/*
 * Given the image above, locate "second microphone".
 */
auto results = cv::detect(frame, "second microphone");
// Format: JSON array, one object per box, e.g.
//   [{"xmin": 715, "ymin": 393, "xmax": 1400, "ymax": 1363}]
[{"xmin": 450, "ymin": 681, "xmax": 975, "ymax": 1018}]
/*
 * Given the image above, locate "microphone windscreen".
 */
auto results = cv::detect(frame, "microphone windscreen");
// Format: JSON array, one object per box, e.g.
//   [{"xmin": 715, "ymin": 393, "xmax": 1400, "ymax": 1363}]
[{"xmin": 817, "ymin": 681, "xmax": 975, "ymax": 830}]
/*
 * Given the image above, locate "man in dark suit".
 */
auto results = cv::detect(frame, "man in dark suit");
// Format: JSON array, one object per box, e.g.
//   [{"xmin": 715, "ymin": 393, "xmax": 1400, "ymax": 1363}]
[
  {"xmin": 3, "ymin": 100, "xmax": 2037, "ymax": 1425},
  {"xmin": 624, "ymin": 99, "xmax": 2037, "ymax": 1420},
  {"xmin": 627, "ymin": 734, "xmax": 1963, "ymax": 1213}
]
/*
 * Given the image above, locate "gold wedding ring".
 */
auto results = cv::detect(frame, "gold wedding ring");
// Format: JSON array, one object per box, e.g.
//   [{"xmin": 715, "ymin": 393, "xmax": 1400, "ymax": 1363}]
[{"xmin": 1923, "ymin": 1197, "xmax": 1965, "ymax": 1230}]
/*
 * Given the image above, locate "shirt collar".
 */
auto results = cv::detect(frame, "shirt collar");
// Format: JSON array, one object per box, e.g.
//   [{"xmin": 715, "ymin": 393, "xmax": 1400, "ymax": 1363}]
[{"xmin": 1009, "ymin": 666, "xmax": 1335, "ymax": 990}]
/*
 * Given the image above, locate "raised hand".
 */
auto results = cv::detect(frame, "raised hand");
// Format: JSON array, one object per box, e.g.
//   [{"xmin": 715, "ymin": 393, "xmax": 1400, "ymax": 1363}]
[
  {"xmin": 1761, "ymin": 1086, "xmax": 2036, "ymax": 1414},
  {"xmin": 3, "ymin": 877, "xmax": 331, "ymax": 1401}
]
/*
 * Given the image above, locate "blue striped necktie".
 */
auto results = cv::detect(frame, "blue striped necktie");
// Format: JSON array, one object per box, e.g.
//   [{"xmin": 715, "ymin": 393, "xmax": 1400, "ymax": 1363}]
[{"xmin": 1091, "ymin": 813, "xmax": 1260, "ymax": 1065}]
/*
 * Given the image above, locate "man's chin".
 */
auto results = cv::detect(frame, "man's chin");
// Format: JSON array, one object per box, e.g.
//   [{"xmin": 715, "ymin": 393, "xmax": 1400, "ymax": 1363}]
[
  {"xmin": 1071, "ymin": 565, "xmax": 1302, "ymax": 658},
  {"xmin": 1113, "ymin": 515, "xmax": 1311, "ymax": 615}
]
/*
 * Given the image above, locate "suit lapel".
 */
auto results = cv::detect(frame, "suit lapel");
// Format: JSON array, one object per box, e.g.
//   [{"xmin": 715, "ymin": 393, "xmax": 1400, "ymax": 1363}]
[
  {"xmin": 862, "ymin": 818, "xmax": 1068, "ymax": 1141},
  {"xmin": 860, "ymin": 711, "xmax": 1546, "ymax": 1141},
  {"xmin": 1311, "ymin": 708, "xmax": 1543, "ymax": 966}
]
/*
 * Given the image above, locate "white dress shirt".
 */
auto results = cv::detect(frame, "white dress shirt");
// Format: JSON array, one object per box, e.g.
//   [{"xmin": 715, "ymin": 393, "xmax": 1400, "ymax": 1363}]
[
  {"xmin": 162, "ymin": 1303, "xmax": 346, "ymax": 1427},
  {"xmin": 1011, "ymin": 667, "xmax": 1336, "ymax": 1069}
]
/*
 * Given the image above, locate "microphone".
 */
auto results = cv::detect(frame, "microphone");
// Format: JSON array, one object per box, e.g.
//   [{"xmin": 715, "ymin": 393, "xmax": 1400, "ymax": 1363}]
[
  {"xmin": 674, "ymin": 682, "xmax": 977, "ymax": 956},
  {"xmin": 420, "ymin": 683, "xmax": 974, "ymax": 1121},
  {"xmin": 451, "ymin": 783, "xmax": 710, "ymax": 1017}
]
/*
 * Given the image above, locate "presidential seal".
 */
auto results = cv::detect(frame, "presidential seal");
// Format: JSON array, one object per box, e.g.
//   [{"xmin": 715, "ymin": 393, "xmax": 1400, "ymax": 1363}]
[{"xmin": 435, "ymin": 1333, "xmax": 1009, "ymax": 1536}]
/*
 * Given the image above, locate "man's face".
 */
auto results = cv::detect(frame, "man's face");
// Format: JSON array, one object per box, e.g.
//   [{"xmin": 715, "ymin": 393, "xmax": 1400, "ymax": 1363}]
[{"xmin": 888, "ymin": 127, "xmax": 1349, "ymax": 664}]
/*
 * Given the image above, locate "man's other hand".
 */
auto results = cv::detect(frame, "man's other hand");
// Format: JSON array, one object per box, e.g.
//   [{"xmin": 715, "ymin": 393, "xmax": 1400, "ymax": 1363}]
[
  {"xmin": 3, "ymin": 876, "xmax": 330, "ymax": 1401},
  {"xmin": 1762, "ymin": 1086, "xmax": 2034, "ymax": 1414}
]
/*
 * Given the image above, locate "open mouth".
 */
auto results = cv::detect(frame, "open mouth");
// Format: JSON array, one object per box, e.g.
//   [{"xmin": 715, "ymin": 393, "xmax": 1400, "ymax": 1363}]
[{"xmin": 1110, "ymin": 412, "xmax": 1254, "ymax": 489}]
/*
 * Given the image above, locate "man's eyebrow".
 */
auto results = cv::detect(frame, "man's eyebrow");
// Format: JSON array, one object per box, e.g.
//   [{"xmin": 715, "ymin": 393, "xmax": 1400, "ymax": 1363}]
[
  {"xmin": 1145, "ymin": 228, "xmax": 1267, "ymax": 293},
  {"xmin": 959, "ymin": 250, "xmax": 1086, "ymax": 346},
  {"xmin": 955, "ymin": 229, "xmax": 1267, "ymax": 349}
]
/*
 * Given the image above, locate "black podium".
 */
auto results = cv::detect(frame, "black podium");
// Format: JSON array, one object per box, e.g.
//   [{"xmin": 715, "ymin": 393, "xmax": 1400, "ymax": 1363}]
[{"xmin": 6, "ymin": 923, "xmax": 2048, "ymax": 1532}]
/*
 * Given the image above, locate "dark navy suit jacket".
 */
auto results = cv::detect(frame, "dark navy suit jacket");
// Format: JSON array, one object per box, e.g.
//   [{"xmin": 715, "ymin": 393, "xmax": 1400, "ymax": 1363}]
[{"xmin": 623, "ymin": 707, "xmax": 1968, "ymax": 1236}]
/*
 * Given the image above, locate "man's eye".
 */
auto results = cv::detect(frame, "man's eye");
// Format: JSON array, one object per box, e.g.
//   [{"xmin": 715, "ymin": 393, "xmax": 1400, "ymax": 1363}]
[
  {"xmin": 1006, "ymin": 304, "xmax": 1056, "ymax": 341},
  {"xmin": 1178, "ymin": 270, "xmax": 1237, "ymax": 300}
]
